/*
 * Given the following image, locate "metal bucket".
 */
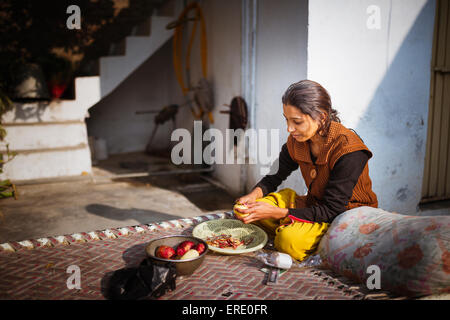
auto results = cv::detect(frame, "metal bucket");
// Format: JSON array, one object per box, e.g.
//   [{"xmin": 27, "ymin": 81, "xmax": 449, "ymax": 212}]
[{"xmin": 145, "ymin": 235, "xmax": 208, "ymax": 277}]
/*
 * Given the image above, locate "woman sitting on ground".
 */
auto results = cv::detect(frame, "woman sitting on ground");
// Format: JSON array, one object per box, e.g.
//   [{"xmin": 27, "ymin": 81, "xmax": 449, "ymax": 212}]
[{"xmin": 234, "ymin": 79, "xmax": 378, "ymax": 261}]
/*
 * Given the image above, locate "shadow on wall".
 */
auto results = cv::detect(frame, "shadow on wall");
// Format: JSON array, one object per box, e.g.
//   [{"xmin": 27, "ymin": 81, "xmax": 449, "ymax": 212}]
[
  {"xmin": 11, "ymin": 102, "xmax": 48, "ymax": 122},
  {"xmin": 86, "ymin": 203, "xmax": 182, "ymax": 225},
  {"xmin": 355, "ymin": 0, "xmax": 435, "ymax": 214}
]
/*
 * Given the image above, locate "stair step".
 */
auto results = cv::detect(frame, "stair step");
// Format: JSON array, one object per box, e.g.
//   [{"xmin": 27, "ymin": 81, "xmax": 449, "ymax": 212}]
[
  {"xmin": 0, "ymin": 143, "xmax": 88, "ymax": 155},
  {"xmin": 131, "ymin": 17, "xmax": 151, "ymax": 36},
  {"xmin": 99, "ymin": 56, "xmax": 128, "ymax": 97},
  {"xmin": 99, "ymin": 16, "xmax": 174, "ymax": 98},
  {"xmin": 74, "ymin": 76, "xmax": 101, "ymax": 108},
  {"xmin": 156, "ymin": 0, "xmax": 176, "ymax": 16},
  {"xmin": 1, "ymin": 93, "xmax": 96, "ymax": 124},
  {"xmin": 0, "ymin": 146, "xmax": 92, "ymax": 181},
  {"xmin": 1, "ymin": 8, "xmax": 177, "ymax": 182},
  {"xmin": 108, "ymin": 38, "xmax": 127, "ymax": 56},
  {"xmin": 1, "ymin": 122, "xmax": 88, "ymax": 151},
  {"xmin": 80, "ymin": 59, "xmax": 100, "ymax": 76},
  {"xmin": 0, "ymin": 76, "xmax": 100, "ymax": 122}
]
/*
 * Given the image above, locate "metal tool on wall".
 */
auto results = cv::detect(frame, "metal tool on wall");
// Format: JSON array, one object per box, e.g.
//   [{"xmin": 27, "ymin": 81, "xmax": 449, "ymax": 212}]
[
  {"xmin": 167, "ymin": 2, "xmax": 215, "ymax": 124},
  {"xmin": 192, "ymin": 77, "xmax": 214, "ymax": 123},
  {"xmin": 220, "ymin": 96, "xmax": 249, "ymax": 145},
  {"xmin": 136, "ymin": 104, "xmax": 180, "ymax": 154}
]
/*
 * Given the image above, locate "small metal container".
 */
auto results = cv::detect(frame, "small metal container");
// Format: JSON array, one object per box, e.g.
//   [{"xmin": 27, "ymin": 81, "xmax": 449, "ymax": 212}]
[{"xmin": 145, "ymin": 235, "xmax": 208, "ymax": 277}]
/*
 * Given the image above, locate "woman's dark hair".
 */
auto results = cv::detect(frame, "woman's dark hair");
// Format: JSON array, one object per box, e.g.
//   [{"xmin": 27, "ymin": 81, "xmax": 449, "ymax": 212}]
[{"xmin": 281, "ymin": 80, "xmax": 340, "ymax": 136}]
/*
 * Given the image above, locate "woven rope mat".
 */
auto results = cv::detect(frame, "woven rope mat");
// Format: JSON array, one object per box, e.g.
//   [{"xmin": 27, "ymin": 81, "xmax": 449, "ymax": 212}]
[{"xmin": 0, "ymin": 213, "xmax": 405, "ymax": 300}]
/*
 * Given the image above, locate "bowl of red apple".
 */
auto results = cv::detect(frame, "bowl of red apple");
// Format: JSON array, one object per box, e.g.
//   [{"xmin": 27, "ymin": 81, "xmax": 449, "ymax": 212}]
[{"xmin": 145, "ymin": 235, "xmax": 208, "ymax": 276}]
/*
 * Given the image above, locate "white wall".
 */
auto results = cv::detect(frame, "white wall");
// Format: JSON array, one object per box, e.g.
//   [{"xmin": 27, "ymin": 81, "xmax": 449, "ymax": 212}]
[
  {"xmin": 85, "ymin": 0, "xmax": 442, "ymax": 217},
  {"xmin": 307, "ymin": 0, "xmax": 437, "ymax": 214},
  {"xmin": 175, "ymin": 0, "xmax": 243, "ymax": 196},
  {"xmin": 86, "ymin": 0, "xmax": 245, "ymax": 195},
  {"xmin": 183, "ymin": 0, "xmax": 309, "ymax": 197},
  {"xmin": 247, "ymin": 0, "xmax": 309, "ymax": 195}
]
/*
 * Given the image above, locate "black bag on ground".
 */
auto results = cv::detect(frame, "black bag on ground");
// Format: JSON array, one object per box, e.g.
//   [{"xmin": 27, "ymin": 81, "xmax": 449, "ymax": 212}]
[{"xmin": 105, "ymin": 258, "xmax": 177, "ymax": 300}]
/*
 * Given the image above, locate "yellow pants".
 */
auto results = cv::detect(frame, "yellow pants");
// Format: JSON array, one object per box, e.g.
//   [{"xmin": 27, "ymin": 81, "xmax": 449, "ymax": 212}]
[{"xmin": 252, "ymin": 188, "xmax": 329, "ymax": 262}]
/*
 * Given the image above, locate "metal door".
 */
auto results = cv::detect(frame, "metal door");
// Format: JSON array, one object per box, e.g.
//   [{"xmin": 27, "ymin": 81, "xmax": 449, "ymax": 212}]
[{"xmin": 422, "ymin": 0, "xmax": 450, "ymax": 202}]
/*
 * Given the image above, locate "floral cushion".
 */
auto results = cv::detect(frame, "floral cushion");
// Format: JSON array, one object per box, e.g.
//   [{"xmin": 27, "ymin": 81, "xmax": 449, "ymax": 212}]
[{"xmin": 317, "ymin": 206, "xmax": 450, "ymax": 297}]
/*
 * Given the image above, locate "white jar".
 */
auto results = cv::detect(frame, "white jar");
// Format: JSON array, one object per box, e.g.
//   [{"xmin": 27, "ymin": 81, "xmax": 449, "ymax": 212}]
[
  {"xmin": 269, "ymin": 252, "xmax": 293, "ymax": 269},
  {"xmin": 94, "ymin": 138, "xmax": 108, "ymax": 161}
]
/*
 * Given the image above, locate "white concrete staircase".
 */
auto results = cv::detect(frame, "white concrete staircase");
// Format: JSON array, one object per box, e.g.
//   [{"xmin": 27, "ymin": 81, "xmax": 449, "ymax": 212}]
[
  {"xmin": 0, "ymin": 8, "xmax": 177, "ymax": 182},
  {"xmin": 99, "ymin": 16, "xmax": 174, "ymax": 98},
  {"xmin": 0, "ymin": 77, "xmax": 100, "ymax": 181}
]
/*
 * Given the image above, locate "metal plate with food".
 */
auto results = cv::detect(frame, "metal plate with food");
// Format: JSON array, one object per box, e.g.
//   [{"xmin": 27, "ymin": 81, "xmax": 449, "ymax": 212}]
[{"xmin": 192, "ymin": 219, "xmax": 268, "ymax": 255}]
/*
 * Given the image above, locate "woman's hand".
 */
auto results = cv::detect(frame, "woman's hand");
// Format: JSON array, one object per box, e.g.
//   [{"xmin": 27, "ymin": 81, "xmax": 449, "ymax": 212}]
[
  {"xmin": 234, "ymin": 187, "xmax": 263, "ymax": 205},
  {"xmin": 235, "ymin": 194, "xmax": 257, "ymax": 205},
  {"xmin": 235, "ymin": 201, "xmax": 289, "ymax": 224}
]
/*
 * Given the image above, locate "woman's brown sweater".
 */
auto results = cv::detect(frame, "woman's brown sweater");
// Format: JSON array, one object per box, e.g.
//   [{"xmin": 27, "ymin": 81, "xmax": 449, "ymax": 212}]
[{"xmin": 255, "ymin": 121, "xmax": 378, "ymax": 223}]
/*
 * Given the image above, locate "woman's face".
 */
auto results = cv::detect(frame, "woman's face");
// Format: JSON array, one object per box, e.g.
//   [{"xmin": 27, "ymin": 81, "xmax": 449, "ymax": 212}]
[{"xmin": 283, "ymin": 104, "xmax": 321, "ymax": 143}]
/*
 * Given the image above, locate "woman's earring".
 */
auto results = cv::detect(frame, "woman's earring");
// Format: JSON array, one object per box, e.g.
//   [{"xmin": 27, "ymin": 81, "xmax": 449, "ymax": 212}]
[{"xmin": 320, "ymin": 116, "xmax": 327, "ymax": 136}]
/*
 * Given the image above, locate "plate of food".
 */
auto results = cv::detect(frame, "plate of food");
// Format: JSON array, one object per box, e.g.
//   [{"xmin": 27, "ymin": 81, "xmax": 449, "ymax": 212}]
[{"xmin": 192, "ymin": 219, "xmax": 268, "ymax": 255}]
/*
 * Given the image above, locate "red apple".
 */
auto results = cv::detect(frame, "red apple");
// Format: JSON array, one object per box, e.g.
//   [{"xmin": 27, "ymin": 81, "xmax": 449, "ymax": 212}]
[
  {"xmin": 195, "ymin": 243, "xmax": 206, "ymax": 254},
  {"xmin": 176, "ymin": 240, "xmax": 195, "ymax": 257},
  {"xmin": 155, "ymin": 245, "xmax": 176, "ymax": 259}
]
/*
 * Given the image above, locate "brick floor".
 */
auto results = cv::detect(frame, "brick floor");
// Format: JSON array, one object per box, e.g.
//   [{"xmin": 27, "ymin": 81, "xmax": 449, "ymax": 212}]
[{"xmin": 0, "ymin": 213, "xmax": 400, "ymax": 300}]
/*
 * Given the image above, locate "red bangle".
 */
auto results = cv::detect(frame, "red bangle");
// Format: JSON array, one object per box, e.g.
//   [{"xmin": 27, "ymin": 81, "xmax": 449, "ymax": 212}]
[{"xmin": 288, "ymin": 215, "xmax": 314, "ymax": 224}]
